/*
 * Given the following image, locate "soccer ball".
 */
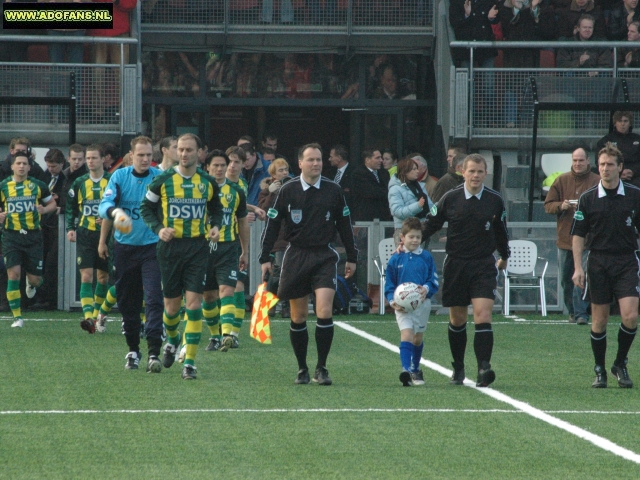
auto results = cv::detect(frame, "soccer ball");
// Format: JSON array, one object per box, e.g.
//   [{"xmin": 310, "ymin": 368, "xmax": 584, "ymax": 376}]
[{"xmin": 393, "ymin": 283, "xmax": 423, "ymax": 312}]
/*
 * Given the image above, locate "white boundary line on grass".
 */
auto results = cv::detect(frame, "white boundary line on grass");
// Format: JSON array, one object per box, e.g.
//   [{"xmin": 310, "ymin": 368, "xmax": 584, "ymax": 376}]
[
  {"xmin": 3, "ymin": 408, "xmax": 640, "ymax": 415},
  {"xmin": 335, "ymin": 321, "xmax": 640, "ymax": 465}
]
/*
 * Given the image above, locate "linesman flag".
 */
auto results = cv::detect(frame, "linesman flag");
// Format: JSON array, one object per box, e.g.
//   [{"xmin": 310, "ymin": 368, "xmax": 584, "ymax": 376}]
[{"xmin": 250, "ymin": 283, "xmax": 279, "ymax": 344}]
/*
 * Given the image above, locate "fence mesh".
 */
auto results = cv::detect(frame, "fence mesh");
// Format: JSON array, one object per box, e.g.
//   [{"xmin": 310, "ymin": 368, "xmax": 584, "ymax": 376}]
[
  {"xmin": 0, "ymin": 63, "xmax": 120, "ymax": 131},
  {"xmin": 141, "ymin": 0, "xmax": 432, "ymax": 29}
]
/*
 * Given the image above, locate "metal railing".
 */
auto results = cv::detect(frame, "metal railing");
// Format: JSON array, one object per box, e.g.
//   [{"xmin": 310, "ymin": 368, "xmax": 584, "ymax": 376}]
[
  {"xmin": 0, "ymin": 34, "xmax": 140, "ymax": 136},
  {"xmin": 141, "ymin": 0, "xmax": 433, "ymax": 33},
  {"xmin": 449, "ymin": 41, "xmax": 640, "ymax": 140}
]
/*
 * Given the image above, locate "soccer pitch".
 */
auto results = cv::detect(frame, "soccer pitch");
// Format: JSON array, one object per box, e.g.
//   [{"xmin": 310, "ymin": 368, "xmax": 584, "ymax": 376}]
[{"xmin": 2, "ymin": 312, "xmax": 640, "ymax": 478}]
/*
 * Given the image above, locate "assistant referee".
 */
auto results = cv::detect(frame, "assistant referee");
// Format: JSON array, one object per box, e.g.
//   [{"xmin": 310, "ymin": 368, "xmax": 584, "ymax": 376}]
[
  {"xmin": 571, "ymin": 143, "xmax": 640, "ymax": 389},
  {"xmin": 260, "ymin": 143, "xmax": 357, "ymax": 386},
  {"xmin": 423, "ymin": 153, "xmax": 510, "ymax": 387}
]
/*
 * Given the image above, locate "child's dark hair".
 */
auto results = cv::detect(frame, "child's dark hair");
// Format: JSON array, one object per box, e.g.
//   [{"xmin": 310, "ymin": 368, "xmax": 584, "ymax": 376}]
[{"xmin": 401, "ymin": 217, "xmax": 422, "ymax": 236}]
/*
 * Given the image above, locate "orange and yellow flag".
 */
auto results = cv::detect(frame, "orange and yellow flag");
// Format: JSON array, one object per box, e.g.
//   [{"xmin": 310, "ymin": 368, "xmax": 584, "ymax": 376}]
[{"xmin": 250, "ymin": 282, "xmax": 279, "ymax": 344}]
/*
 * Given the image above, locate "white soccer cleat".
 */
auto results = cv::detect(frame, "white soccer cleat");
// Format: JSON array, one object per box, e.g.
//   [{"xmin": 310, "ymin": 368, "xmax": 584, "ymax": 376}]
[
  {"xmin": 96, "ymin": 313, "xmax": 107, "ymax": 333},
  {"xmin": 178, "ymin": 344, "xmax": 187, "ymax": 364},
  {"xmin": 11, "ymin": 318, "xmax": 24, "ymax": 328},
  {"xmin": 25, "ymin": 283, "xmax": 37, "ymax": 299}
]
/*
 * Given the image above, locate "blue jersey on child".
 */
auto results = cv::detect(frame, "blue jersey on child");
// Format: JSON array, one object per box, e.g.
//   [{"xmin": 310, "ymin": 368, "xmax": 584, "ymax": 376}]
[{"xmin": 384, "ymin": 247, "xmax": 439, "ymax": 303}]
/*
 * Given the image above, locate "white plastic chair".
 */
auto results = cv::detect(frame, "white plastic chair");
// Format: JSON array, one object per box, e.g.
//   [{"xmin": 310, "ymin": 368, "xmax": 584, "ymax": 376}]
[
  {"xmin": 540, "ymin": 153, "xmax": 573, "ymax": 193},
  {"xmin": 373, "ymin": 238, "xmax": 397, "ymax": 316},
  {"xmin": 503, "ymin": 240, "xmax": 548, "ymax": 316}
]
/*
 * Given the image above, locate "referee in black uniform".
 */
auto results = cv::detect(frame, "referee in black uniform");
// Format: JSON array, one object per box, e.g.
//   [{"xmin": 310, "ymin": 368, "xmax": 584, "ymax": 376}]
[
  {"xmin": 571, "ymin": 143, "xmax": 639, "ymax": 389},
  {"xmin": 423, "ymin": 154, "xmax": 510, "ymax": 387},
  {"xmin": 260, "ymin": 143, "xmax": 358, "ymax": 386}
]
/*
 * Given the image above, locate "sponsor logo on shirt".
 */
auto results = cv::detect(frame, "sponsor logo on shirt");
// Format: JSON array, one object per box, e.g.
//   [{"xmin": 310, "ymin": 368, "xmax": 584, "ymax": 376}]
[
  {"xmin": 291, "ymin": 209, "xmax": 302, "ymax": 224},
  {"xmin": 574, "ymin": 211, "xmax": 584, "ymax": 221}
]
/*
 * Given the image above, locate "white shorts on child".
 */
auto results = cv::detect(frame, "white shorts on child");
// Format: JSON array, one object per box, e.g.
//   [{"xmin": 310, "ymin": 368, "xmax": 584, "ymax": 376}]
[{"xmin": 395, "ymin": 298, "xmax": 431, "ymax": 333}]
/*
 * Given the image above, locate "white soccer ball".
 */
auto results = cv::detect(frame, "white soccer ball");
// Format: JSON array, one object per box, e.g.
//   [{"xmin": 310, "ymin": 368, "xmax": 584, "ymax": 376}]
[{"xmin": 393, "ymin": 282, "xmax": 423, "ymax": 313}]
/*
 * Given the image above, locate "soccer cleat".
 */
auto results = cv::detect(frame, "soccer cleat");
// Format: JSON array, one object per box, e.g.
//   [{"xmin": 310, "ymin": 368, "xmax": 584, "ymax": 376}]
[
  {"xmin": 162, "ymin": 342, "xmax": 178, "ymax": 369},
  {"xmin": 295, "ymin": 368, "xmax": 310, "ymax": 384},
  {"xmin": 25, "ymin": 282, "xmax": 37, "ymax": 299},
  {"xmin": 231, "ymin": 336, "xmax": 239, "ymax": 349},
  {"xmin": 178, "ymin": 344, "xmax": 186, "ymax": 364},
  {"xmin": 182, "ymin": 364, "xmax": 197, "ymax": 380},
  {"xmin": 96, "ymin": 313, "xmax": 107, "ymax": 333},
  {"xmin": 576, "ymin": 317, "xmax": 588, "ymax": 325},
  {"xmin": 450, "ymin": 362, "xmax": 465, "ymax": 385},
  {"xmin": 411, "ymin": 370, "xmax": 425, "ymax": 386},
  {"xmin": 205, "ymin": 338, "xmax": 221, "ymax": 351},
  {"xmin": 476, "ymin": 361, "xmax": 496, "ymax": 387},
  {"xmin": 80, "ymin": 319, "xmax": 96, "ymax": 334},
  {"xmin": 592, "ymin": 364, "xmax": 608, "ymax": 388},
  {"xmin": 219, "ymin": 335, "xmax": 234, "ymax": 353},
  {"xmin": 11, "ymin": 318, "xmax": 24, "ymax": 328},
  {"xmin": 400, "ymin": 370, "xmax": 413, "ymax": 387},
  {"xmin": 313, "ymin": 366, "xmax": 333, "ymax": 385},
  {"xmin": 125, "ymin": 351, "xmax": 140, "ymax": 370},
  {"xmin": 147, "ymin": 355, "xmax": 162, "ymax": 373},
  {"xmin": 611, "ymin": 361, "xmax": 633, "ymax": 388}
]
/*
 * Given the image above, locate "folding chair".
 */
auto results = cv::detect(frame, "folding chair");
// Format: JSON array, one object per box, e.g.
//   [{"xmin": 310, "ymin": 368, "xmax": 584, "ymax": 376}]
[
  {"xmin": 503, "ymin": 240, "xmax": 548, "ymax": 316},
  {"xmin": 373, "ymin": 238, "xmax": 397, "ymax": 316}
]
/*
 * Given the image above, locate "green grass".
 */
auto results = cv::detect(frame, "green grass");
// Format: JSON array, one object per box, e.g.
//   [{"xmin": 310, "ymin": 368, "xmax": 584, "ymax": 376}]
[{"xmin": 1, "ymin": 311, "xmax": 640, "ymax": 478}]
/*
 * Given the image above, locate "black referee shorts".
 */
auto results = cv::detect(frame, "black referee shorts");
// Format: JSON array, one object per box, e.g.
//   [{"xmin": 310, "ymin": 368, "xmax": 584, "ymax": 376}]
[
  {"xmin": 278, "ymin": 245, "xmax": 339, "ymax": 301},
  {"xmin": 442, "ymin": 255, "xmax": 498, "ymax": 307},
  {"xmin": 585, "ymin": 251, "xmax": 640, "ymax": 305}
]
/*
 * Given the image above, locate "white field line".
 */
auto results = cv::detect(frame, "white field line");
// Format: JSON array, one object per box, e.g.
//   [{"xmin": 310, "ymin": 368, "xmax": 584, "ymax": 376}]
[
  {"xmin": 3, "ymin": 408, "xmax": 640, "ymax": 415},
  {"xmin": 335, "ymin": 321, "xmax": 640, "ymax": 465}
]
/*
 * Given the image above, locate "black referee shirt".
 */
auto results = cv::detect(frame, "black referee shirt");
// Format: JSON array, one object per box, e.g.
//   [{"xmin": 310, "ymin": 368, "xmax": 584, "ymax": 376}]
[
  {"xmin": 571, "ymin": 181, "xmax": 640, "ymax": 254},
  {"xmin": 259, "ymin": 176, "xmax": 358, "ymax": 264},
  {"xmin": 423, "ymin": 184, "xmax": 510, "ymax": 260}
]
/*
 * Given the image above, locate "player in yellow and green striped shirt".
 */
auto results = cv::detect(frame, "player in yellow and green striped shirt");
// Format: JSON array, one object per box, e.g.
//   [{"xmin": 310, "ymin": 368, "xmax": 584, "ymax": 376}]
[
  {"xmin": 0, "ymin": 150, "xmax": 57, "ymax": 327},
  {"xmin": 141, "ymin": 133, "xmax": 223, "ymax": 380},
  {"xmin": 66, "ymin": 144, "xmax": 112, "ymax": 334}
]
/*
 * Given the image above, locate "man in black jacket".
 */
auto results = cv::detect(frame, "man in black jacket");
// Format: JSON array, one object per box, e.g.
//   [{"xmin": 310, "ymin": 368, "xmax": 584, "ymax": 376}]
[
  {"xmin": 350, "ymin": 149, "xmax": 392, "ymax": 222},
  {"xmin": 328, "ymin": 144, "xmax": 355, "ymax": 207},
  {"xmin": 596, "ymin": 111, "xmax": 640, "ymax": 187}
]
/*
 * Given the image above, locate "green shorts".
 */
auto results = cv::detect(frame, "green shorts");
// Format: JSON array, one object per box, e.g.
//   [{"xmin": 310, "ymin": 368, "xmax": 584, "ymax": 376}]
[
  {"xmin": 204, "ymin": 240, "xmax": 239, "ymax": 291},
  {"xmin": 76, "ymin": 227, "xmax": 109, "ymax": 272},
  {"xmin": 2, "ymin": 228, "xmax": 43, "ymax": 275},
  {"xmin": 157, "ymin": 236, "xmax": 209, "ymax": 298}
]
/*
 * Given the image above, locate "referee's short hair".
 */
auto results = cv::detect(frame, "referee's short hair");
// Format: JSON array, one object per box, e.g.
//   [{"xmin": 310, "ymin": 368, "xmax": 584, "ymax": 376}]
[
  {"xmin": 401, "ymin": 217, "xmax": 423, "ymax": 236},
  {"xmin": 205, "ymin": 149, "xmax": 230, "ymax": 167},
  {"xmin": 298, "ymin": 143, "xmax": 322, "ymax": 159},
  {"xmin": 598, "ymin": 142, "xmax": 624, "ymax": 165},
  {"xmin": 463, "ymin": 153, "xmax": 487, "ymax": 170}
]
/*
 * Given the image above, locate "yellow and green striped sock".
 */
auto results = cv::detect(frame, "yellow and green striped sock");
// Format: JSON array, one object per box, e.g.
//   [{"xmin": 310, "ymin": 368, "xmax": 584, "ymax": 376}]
[
  {"xmin": 7, "ymin": 279, "xmax": 21, "ymax": 319},
  {"xmin": 203, "ymin": 299, "xmax": 221, "ymax": 339},
  {"xmin": 184, "ymin": 308, "xmax": 203, "ymax": 366},
  {"xmin": 80, "ymin": 282, "xmax": 93, "ymax": 320},
  {"xmin": 220, "ymin": 296, "xmax": 235, "ymax": 336},
  {"xmin": 99, "ymin": 286, "xmax": 117, "ymax": 315},
  {"xmin": 232, "ymin": 291, "xmax": 245, "ymax": 335},
  {"xmin": 92, "ymin": 282, "xmax": 109, "ymax": 319},
  {"xmin": 163, "ymin": 310, "xmax": 181, "ymax": 346}
]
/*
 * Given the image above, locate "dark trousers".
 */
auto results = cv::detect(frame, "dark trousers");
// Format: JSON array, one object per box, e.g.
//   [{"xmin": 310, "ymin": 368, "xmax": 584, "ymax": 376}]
[
  {"xmin": 39, "ymin": 225, "xmax": 58, "ymax": 306},
  {"xmin": 113, "ymin": 242, "xmax": 163, "ymax": 343}
]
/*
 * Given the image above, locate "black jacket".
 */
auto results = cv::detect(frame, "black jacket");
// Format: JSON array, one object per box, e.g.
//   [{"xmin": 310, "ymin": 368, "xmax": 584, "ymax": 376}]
[
  {"xmin": 596, "ymin": 129, "xmax": 640, "ymax": 183},
  {"xmin": 606, "ymin": 4, "xmax": 640, "ymax": 41},
  {"xmin": 449, "ymin": 0, "xmax": 499, "ymax": 65},
  {"xmin": 350, "ymin": 166, "xmax": 392, "ymax": 222},
  {"xmin": 40, "ymin": 169, "xmax": 67, "ymax": 228}
]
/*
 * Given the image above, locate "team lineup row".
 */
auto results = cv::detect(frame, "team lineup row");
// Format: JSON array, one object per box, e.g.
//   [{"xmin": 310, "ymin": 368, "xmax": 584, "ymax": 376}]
[{"xmin": 0, "ymin": 139, "xmax": 636, "ymax": 387}]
